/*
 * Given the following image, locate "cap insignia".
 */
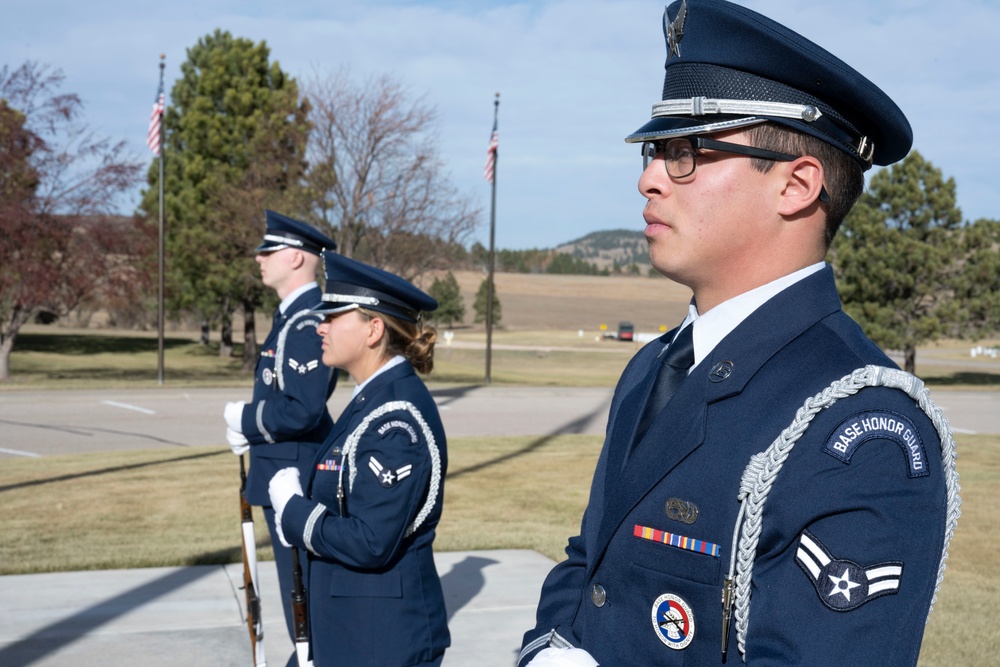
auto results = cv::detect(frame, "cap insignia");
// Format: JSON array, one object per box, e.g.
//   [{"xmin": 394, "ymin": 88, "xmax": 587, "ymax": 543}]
[{"xmin": 666, "ymin": 0, "xmax": 688, "ymax": 58}]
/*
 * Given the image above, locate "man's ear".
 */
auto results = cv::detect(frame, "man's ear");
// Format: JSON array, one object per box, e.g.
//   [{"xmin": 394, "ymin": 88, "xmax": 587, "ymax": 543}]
[
  {"xmin": 288, "ymin": 249, "xmax": 306, "ymax": 270},
  {"xmin": 777, "ymin": 156, "xmax": 826, "ymax": 217}
]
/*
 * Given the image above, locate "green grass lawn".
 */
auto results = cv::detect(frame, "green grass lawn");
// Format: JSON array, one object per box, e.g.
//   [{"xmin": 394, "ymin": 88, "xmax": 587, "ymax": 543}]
[
  {"xmin": 0, "ymin": 434, "xmax": 993, "ymax": 666},
  {"xmin": 2, "ymin": 327, "xmax": 996, "ymax": 664}
]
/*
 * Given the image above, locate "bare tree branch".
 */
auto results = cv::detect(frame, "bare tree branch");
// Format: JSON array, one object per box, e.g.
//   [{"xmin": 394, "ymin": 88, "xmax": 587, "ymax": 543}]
[{"xmin": 303, "ymin": 69, "xmax": 479, "ymax": 276}]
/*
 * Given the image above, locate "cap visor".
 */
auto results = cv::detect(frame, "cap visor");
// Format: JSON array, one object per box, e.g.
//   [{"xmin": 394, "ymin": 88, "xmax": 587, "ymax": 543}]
[
  {"xmin": 254, "ymin": 243, "xmax": 290, "ymax": 254},
  {"xmin": 625, "ymin": 115, "xmax": 765, "ymax": 143},
  {"xmin": 311, "ymin": 303, "xmax": 360, "ymax": 317}
]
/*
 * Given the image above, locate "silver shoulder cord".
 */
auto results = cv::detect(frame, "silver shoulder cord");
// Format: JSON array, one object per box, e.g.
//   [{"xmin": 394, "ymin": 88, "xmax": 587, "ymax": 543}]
[
  {"xmin": 724, "ymin": 365, "xmax": 962, "ymax": 661},
  {"xmin": 337, "ymin": 400, "xmax": 442, "ymax": 537},
  {"xmin": 274, "ymin": 310, "xmax": 315, "ymax": 392}
]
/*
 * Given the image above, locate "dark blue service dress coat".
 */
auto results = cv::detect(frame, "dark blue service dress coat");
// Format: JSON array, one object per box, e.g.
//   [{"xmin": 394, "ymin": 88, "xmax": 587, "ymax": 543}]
[
  {"xmin": 519, "ymin": 267, "xmax": 947, "ymax": 666},
  {"xmin": 280, "ymin": 360, "xmax": 450, "ymax": 667},
  {"xmin": 241, "ymin": 285, "xmax": 337, "ymax": 506}
]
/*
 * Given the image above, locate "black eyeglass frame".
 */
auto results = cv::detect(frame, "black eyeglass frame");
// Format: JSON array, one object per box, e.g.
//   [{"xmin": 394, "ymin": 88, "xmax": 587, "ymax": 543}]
[{"xmin": 641, "ymin": 136, "xmax": 830, "ymax": 203}]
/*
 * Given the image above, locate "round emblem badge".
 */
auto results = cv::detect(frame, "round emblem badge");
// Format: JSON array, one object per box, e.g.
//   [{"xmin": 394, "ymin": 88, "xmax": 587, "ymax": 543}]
[
  {"xmin": 819, "ymin": 560, "xmax": 868, "ymax": 611},
  {"xmin": 262, "ymin": 368, "xmax": 274, "ymax": 386},
  {"xmin": 651, "ymin": 593, "xmax": 695, "ymax": 649}
]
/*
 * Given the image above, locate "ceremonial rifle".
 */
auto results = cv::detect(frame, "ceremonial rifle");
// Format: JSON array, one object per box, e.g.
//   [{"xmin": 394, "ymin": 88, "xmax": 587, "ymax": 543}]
[
  {"xmin": 240, "ymin": 455, "xmax": 267, "ymax": 667},
  {"xmin": 290, "ymin": 547, "xmax": 312, "ymax": 667}
]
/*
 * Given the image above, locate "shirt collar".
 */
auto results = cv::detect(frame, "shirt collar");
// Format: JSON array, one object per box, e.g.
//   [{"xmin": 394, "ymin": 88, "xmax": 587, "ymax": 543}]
[
  {"xmin": 351, "ymin": 355, "xmax": 407, "ymax": 399},
  {"xmin": 279, "ymin": 281, "xmax": 318, "ymax": 315},
  {"xmin": 675, "ymin": 262, "xmax": 826, "ymax": 369}
]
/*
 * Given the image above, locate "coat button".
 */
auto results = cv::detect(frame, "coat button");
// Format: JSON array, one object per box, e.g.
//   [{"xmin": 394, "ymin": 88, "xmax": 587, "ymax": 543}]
[{"xmin": 591, "ymin": 584, "xmax": 607, "ymax": 607}]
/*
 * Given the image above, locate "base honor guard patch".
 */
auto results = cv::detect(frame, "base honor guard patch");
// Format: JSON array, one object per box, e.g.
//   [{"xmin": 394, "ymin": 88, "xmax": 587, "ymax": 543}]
[
  {"xmin": 651, "ymin": 593, "xmax": 695, "ymax": 650},
  {"xmin": 823, "ymin": 410, "xmax": 928, "ymax": 478},
  {"xmin": 261, "ymin": 368, "xmax": 274, "ymax": 386},
  {"xmin": 795, "ymin": 530, "xmax": 903, "ymax": 612}
]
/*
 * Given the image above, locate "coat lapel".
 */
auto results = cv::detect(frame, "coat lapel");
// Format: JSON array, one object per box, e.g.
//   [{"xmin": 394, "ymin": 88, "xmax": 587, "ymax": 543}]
[
  {"xmin": 589, "ymin": 267, "xmax": 844, "ymax": 575},
  {"xmin": 603, "ymin": 331, "xmax": 673, "ymax": 487},
  {"xmin": 593, "ymin": 362, "xmax": 708, "ymax": 574}
]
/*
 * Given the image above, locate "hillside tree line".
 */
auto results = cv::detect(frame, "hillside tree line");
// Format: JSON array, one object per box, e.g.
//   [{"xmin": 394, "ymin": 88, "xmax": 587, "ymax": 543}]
[{"xmin": 2, "ymin": 38, "xmax": 998, "ymax": 379}]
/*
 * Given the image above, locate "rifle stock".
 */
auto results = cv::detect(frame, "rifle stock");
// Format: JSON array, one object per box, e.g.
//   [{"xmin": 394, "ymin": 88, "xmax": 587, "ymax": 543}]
[
  {"xmin": 240, "ymin": 455, "xmax": 266, "ymax": 667},
  {"xmin": 290, "ymin": 547, "xmax": 311, "ymax": 666}
]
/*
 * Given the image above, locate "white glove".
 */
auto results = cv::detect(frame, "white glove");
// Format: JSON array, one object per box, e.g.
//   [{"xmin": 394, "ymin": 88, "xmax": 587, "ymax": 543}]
[
  {"xmin": 527, "ymin": 647, "xmax": 600, "ymax": 667},
  {"xmin": 274, "ymin": 517, "xmax": 292, "ymax": 548},
  {"xmin": 268, "ymin": 467, "xmax": 303, "ymax": 517},
  {"xmin": 226, "ymin": 428, "xmax": 249, "ymax": 456},
  {"xmin": 224, "ymin": 401, "xmax": 246, "ymax": 433}
]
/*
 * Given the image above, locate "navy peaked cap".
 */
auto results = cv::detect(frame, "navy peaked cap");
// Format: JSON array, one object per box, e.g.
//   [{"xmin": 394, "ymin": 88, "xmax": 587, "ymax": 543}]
[
  {"xmin": 625, "ymin": 0, "xmax": 912, "ymax": 168},
  {"xmin": 255, "ymin": 210, "xmax": 336, "ymax": 255},
  {"xmin": 315, "ymin": 251, "xmax": 437, "ymax": 323}
]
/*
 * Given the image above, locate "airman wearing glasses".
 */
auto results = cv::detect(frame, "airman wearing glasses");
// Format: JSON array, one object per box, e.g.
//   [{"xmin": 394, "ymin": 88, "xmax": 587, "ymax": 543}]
[{"xmin": 519, "ymin": 1, "xmax": 952, "ymax": 666}]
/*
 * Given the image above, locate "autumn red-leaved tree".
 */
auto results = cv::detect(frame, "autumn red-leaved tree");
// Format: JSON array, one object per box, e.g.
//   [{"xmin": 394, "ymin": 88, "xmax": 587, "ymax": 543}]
[{"xmin": 0, "ymin": 62, "xmax": 145, "ymax": 380}]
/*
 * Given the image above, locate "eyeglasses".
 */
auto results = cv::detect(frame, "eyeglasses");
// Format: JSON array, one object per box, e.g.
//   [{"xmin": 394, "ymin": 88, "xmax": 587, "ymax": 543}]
[{"xmin": 641, "ymin": 136, "xmax": 831, "ymax": 203}]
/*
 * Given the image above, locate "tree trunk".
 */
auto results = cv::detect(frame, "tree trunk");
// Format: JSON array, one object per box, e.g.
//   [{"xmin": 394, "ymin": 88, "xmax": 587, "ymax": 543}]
[
  {"xmin": 219, "ymin": 296, "xmax": 234, "ymax": 357},
  {"xmin": 0, "ymin": 335, "xmax": 12, "ymax": 381},
  {"xmin": 242, "ymin": 302, "xmax": 257, "ymax": 372},
  {"xmin": 220, "ymin": 316, "xmax": 233, "ymax": 358},
  {"xmin": 0, "ymin": 308, "xmax": 34, "ymax": 381},
  {"xmin": 904, "ymin": 344, "xmax": 917, "ymax": 375}
]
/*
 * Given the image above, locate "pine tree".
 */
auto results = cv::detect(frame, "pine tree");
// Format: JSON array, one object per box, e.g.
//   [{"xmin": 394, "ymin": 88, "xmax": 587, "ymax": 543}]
[
  {"xmin": 954, "ymin": 218, "xmax": 1000, "ymax": 340},
  {"xmin": 831, "ymin": 151, "xmax": 963, "ymax": 374},
  {"xmin": 427, "ymin": 271, "xmax": 464, "ymax": 328},
  {"xmin": 473, "ymin": 277, "xmax": 501, "ymax": 326},
  {"xmin": 138, "ymin": 30, "xmax": 309, "ymax": 368}
]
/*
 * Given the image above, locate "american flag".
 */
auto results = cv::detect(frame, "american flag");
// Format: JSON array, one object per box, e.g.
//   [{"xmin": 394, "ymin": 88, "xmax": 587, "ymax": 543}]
[
  {"xmin": 146, "ymin": 78, "xmax": 164, "ymax": 156},
  {"xmin": 483, "ymin": 118, "xmax": 498, "ymax": 183}
]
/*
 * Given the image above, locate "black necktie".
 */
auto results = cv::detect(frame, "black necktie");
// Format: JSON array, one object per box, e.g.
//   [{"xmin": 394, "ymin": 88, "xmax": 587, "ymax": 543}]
[{"xmin": 632, "ymin": 323, "xmax": 695, "ymax": 449}]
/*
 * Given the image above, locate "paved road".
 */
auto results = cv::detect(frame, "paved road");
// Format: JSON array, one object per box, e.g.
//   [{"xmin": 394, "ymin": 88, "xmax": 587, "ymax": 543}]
[
  {"xmin": 1, "ymin": 383, "xmax": 996, "ymax": 459},
  {"xmin": 0, "ymin": 385, "xmax": 614, "ymax": 458}
]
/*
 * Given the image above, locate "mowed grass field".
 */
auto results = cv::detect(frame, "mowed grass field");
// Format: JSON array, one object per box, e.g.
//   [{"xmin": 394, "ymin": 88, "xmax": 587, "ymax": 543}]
[
  {"xmin": 6, "ymin": 270, "xmax": 999, "ymax": 388},
  {"xmin": 3, "ymin": 270, "xmax": 999, "ymax": 665}
]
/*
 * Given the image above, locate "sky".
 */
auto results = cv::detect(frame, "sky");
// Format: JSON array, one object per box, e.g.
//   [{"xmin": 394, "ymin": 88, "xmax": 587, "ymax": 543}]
[{"xmin": 3, "ymin": 0, "xmax": 998, "ymax": 250}]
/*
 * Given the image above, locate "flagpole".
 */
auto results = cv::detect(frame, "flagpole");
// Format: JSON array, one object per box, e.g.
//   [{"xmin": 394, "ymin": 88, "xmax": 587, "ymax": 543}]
[
  {"xmin": 485, "ymin": 92, "xmax": 499, "ymax": 385},
  {"xmin": 156, "ymin": 54, "xmax": 166, "ymax": 386}
]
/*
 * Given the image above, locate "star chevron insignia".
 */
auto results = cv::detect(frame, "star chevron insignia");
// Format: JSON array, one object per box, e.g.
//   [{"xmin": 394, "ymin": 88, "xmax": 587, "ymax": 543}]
[
  {"xmin": 288, "ymin": 358, "xmax": 320, "ymax": 375},
  {"xmin": 827, "ymin": 568, "xmax": 862, "ymax": 603},
  {"xmin": 368, "ymin": 456, "xmax": 413, "ymax": 488},
  {"xmin": 795, "ymin": 530, "xmax": 904, "ymax": 612}
]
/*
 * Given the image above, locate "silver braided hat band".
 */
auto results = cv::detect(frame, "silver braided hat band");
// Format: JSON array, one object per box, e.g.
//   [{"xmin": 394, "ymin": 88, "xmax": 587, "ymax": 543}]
[{"xmin": 651, "ymin": 97, "xmax": 824, "ymax": 122}]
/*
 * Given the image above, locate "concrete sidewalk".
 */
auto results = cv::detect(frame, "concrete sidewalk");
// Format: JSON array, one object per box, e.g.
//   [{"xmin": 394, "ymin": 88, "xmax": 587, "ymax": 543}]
[{"xmin": 0, "ymin": 549, "xmax": 554, "ymax": 667}]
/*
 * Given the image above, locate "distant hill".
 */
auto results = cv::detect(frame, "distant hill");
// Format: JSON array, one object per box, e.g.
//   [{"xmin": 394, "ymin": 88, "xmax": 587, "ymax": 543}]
[{"xmin": 555, "ymin": 229, "xmax": 651, "ymax": 273}]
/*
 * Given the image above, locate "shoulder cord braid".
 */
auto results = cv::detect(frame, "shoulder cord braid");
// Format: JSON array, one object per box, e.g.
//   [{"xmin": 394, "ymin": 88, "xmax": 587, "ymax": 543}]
[
  {"xmin": 337, "ymin": 400, "xmax": 442, "ymax": 537},
  {"xmin": 727, "ymin": 365, "xmax": 961, "ymax": 660},
  {"xmin": 274, "ymin": 310, "xmax": 317, "ymax": 392}
]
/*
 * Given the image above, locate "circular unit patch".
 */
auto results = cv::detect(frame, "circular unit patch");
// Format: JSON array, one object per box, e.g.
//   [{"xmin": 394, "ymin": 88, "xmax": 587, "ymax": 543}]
[
  {"xmin": 262, "ymin": 368, "xmax": 274, "ymax": 386},
  {"xmin": 651, "ymin": 593, "xmax": 695, "ymax": 650}
]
